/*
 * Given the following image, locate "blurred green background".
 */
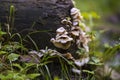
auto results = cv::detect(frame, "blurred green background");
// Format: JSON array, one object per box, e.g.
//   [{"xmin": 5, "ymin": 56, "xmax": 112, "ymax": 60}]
[
  {"xmin": 74, "ymin": 0, "xmax": 120, "ymax": 76},
  {"xmin": 74, "ymin": 0, "xmax": 120, "ymax": 16},
  {"xmin": 74, "ymin": 0, "xmax": 120, "ymax": 45}
]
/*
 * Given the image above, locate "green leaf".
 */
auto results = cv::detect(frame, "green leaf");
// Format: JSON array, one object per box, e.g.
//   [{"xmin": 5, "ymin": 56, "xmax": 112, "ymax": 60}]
[
  {"xmin": 0, "ymin": 74, "xmax": 6, "ymax": 79},
  {"xmin": 82, "ymin": 70, "xmax": 94, "ymax": 75},
  {"xmin": 12, "ymin": 64, "xmax": 23, "ymax": 71},
  {"xmin": 8, "ymin": 53, "xmax": 20, "ymax": 61},
  {"xmin": 0, "ymin": 51, "xmax": 8, "ymax": 55},
  {"xmin": 2, "ymin": 45, "xmax": 13, "ymax": 52},
  {"xmin": 88, "ymin": 61, "xmax": 103, "ymax": 65},
  {"xmin": 92, "ymin": 57, "xmax": 100, "ymax": 63},
  {"xmin": 0, "ymin": 31, "xmax": 6, "ymax": 35},
  {"xmin": 54, "ymin": 76, "xmax": 59, "ymax": 80},
  {"xmin": 27, "ymin": 73, "xmax": 40, "ymax": 79}
]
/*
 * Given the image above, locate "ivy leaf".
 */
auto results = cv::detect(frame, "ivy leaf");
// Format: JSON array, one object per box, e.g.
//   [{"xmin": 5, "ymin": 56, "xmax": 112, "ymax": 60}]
[{"xmin": 8, "ymin": 53, "xmax": 20, "ymax": 61}]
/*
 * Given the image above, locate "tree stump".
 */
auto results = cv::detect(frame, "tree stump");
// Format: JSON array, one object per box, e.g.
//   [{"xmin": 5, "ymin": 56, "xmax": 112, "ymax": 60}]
[{"xmin": 0, "ymin": 0, "xmax": 74, "ymax": 49}]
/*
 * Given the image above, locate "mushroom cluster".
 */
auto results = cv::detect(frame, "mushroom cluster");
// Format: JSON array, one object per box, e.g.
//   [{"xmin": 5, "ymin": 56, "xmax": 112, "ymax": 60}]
[
  {"xmin": 50, "ymin": 7, "xmax": 91, "ymax": 74},
  {"xmin": 70, "ymin": 7, "xmax": 91, "ymax": 74},
  {"xmin": 51, "ymin": 7, "xmax": 91, "ymax": 53},
  {"xmin": 70, "ymin": 8, "xmax": 83, "ymax": 26},
  {"xmin": 70, "ymin": 8, "xmax": 91, "ymax": 52}
]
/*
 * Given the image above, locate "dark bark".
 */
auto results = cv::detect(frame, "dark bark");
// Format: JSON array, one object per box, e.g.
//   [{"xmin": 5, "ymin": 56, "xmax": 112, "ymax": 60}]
[{"xmin": 0, "ymin": 0, "xmax": 74, "ymax": 49}]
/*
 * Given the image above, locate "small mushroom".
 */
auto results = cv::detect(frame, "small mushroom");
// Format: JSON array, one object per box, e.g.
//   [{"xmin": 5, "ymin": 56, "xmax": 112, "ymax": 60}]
[
  {"xmin": 73, "ymin": 21, "xmax": 79, "ymax": 26},
  {"xmin": 61, "ymin": 19, "xmax": 72, "ymax": 26},
  {"xmin": 71, "ymin": 26, "xmax": 81, "ymax": 37},
  {"xmin": 51, "ymin": 34, "xmax": 73, "ymax": 50},
  {"xmin": 70, "ymin": 8, "xmax": 80, "ymax": 15},
  {"xmin": 72, "ymin": 12, "xmax": 83, "ymax": 21},
  {"xmin": 74, "ymin": 57, "xmax": 89, "ymax": 67},
  {"xmin": 47, "ymin": 49, "xmax": 59, "ymax": 56},
  {"xmin": 56, "ymin": 27, "xmax": 68, "ymax": 35},
  {"xmin": 29, "ymin": 50, "xmax": 43, "ymax": 58},
  {"xmin": 74, "ymin": 60, "xmax": 85, "ymax": 67},
  {"xmin": 56, "ymin": 34, "xmax": 73, "ymax": 43},
  {"xmin": 70, "ymin": 8, "xmax": 83, "ymax": 19},
  {"xmin": 40, "ymin": 49, "xmax": 61, "ymax": 56},
  {"xmin": 75, "ymin": 30, "xmax": 89, "ymax": 50},
  {"xmin": 83, "ymin": 43, "xmax": 89, "ymax": 52},
  {"xmin": 79, "ymin": 33, "xmax": 91, "ymax": 52},
  {"xmin": 72, "ymin": 68, "xmax": 81, "ymax": 75},
  {"xmin": 70, "ymin": 8, "xmax": 83, "ymax": 26}
]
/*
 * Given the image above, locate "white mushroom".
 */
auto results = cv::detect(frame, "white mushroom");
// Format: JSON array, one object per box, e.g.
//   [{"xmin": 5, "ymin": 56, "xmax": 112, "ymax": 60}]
[
  {"xmin": 51, "ymin": 39, "xmax": 71, "ymax": 50},
  {"xmin": 47, "ymin": 49, "xmax": 60, "ymax": 56},
  {"xmin": 72, "ymin": 68, "xmax": 81, "ymax": 75},
  {"xmin": 79, "ymin": 34, "xmax": 91, "ymax": 52},
  {"xmin": 74, "ymin": 57, "xmax": 90, "ymax": 67},
  {"xmin": 83, "ymin": 43, "xmax": 89, "ymax": 52},
  {"xmin": 51, "ymin": 34, "xmax": 73, "ymax": 50},
  {"xmin": 73, "ymin": 21, "xmax": 79, "ymax": 26},
  {"xmin": 61, "ymin": 18, "xmax": 72, "ymax": 26},
  {"xmin": 56, "ymin": 34, "xmax": 73, "ymax": 43},
  {"xmin": 70, "ymin": 8, "xmax": 79, "ymax": 15},
  {"xmin": 74, "ymin": 60, "xmax": 85, "ymax": 67},
  {"xmin": 72, "ymin": 18, "xmax": 80, "ymax": 26},
  {"xmin": 29, "ymin": 50, "xmax": 43, "ymax": 58},
  {"xmin": 71, "ymin": 26, "xmax": 81, "ymax": 36},
  {"xmin": 56, "ymin": 27, "xmax": 68, "ymax": 35},
  {"xmin": 61, "ymin": 19, "xmax": 68, "ymax": 24},
  {"xmin": 70, "ymin": 8, "xmax": 83, "ymax": 26},
  {"xmin": 70, "ymin": 8, "xmax": 83, "ymax": 19}
]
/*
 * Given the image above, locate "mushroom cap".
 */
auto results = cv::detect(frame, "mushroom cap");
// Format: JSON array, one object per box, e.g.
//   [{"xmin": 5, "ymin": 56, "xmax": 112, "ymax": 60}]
[
  {"xmin": 72, "ymin": 19, "xmax": 80, "ymax": 26},
  {"xmin": 50, "ymin": 38, "xmax": 55, "ymax": 42},
  {"xmin": 70, "ymin": 8, "xmax": 79, "ymax": 15},
  {"xmin": 74, "ymin": 57, "xmax": 89, "ymax": 67},
  {"xmin": 83, "ymin": 44, "xmax": 89, "ymax": 52},
  {"xmin": 78, "ymin": 32, "xmax": 91, "ymax": 52},
  {"xmin": 29, "ymin": 50, "xmax": 43, "ymax": 59},
  {"xmin": 71, "ymin": 26, "xmax": 80, "ymax": 30},
  {"xmin": 73, "ymin": 21, "xmax": 79, "ymax": 26},
  {"xmin": 61, "ymin": 19, "xmax": 72, "ymax": 26},
  {"xmin": 72, "ymin": 68, "xmax": 81, "ymax": 75},
  {"xmin": 74, "ymin": 60, "xmax": 85, "ymax": 67},
  {"xmin": 72, "ymin": 12, "xmax": 83, "ymax": 20},
  {"xmin": 51, "ymin": 34, "xmax": 73, "ymax": 49},
  {"xmin": 61, "ymin": 19, "xmax": 68, "ymax": 24},
  {"xmin": 71, "ymin": 27, "xmax": 81, "ymax": 36},
  {"xmin": 56, "ymin": 34, "xmax": 73, "ymax": 43},
  {"xmin": 56, "ymin": 27, "xmax": 66, "ymax": 33},
  {"xmin": 80, "ymin": 30, "xmax": 86, "ymax": 36},
  {"xmin": 51, "ymin": 40, "xmax": 72, "ymax": 50}
]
